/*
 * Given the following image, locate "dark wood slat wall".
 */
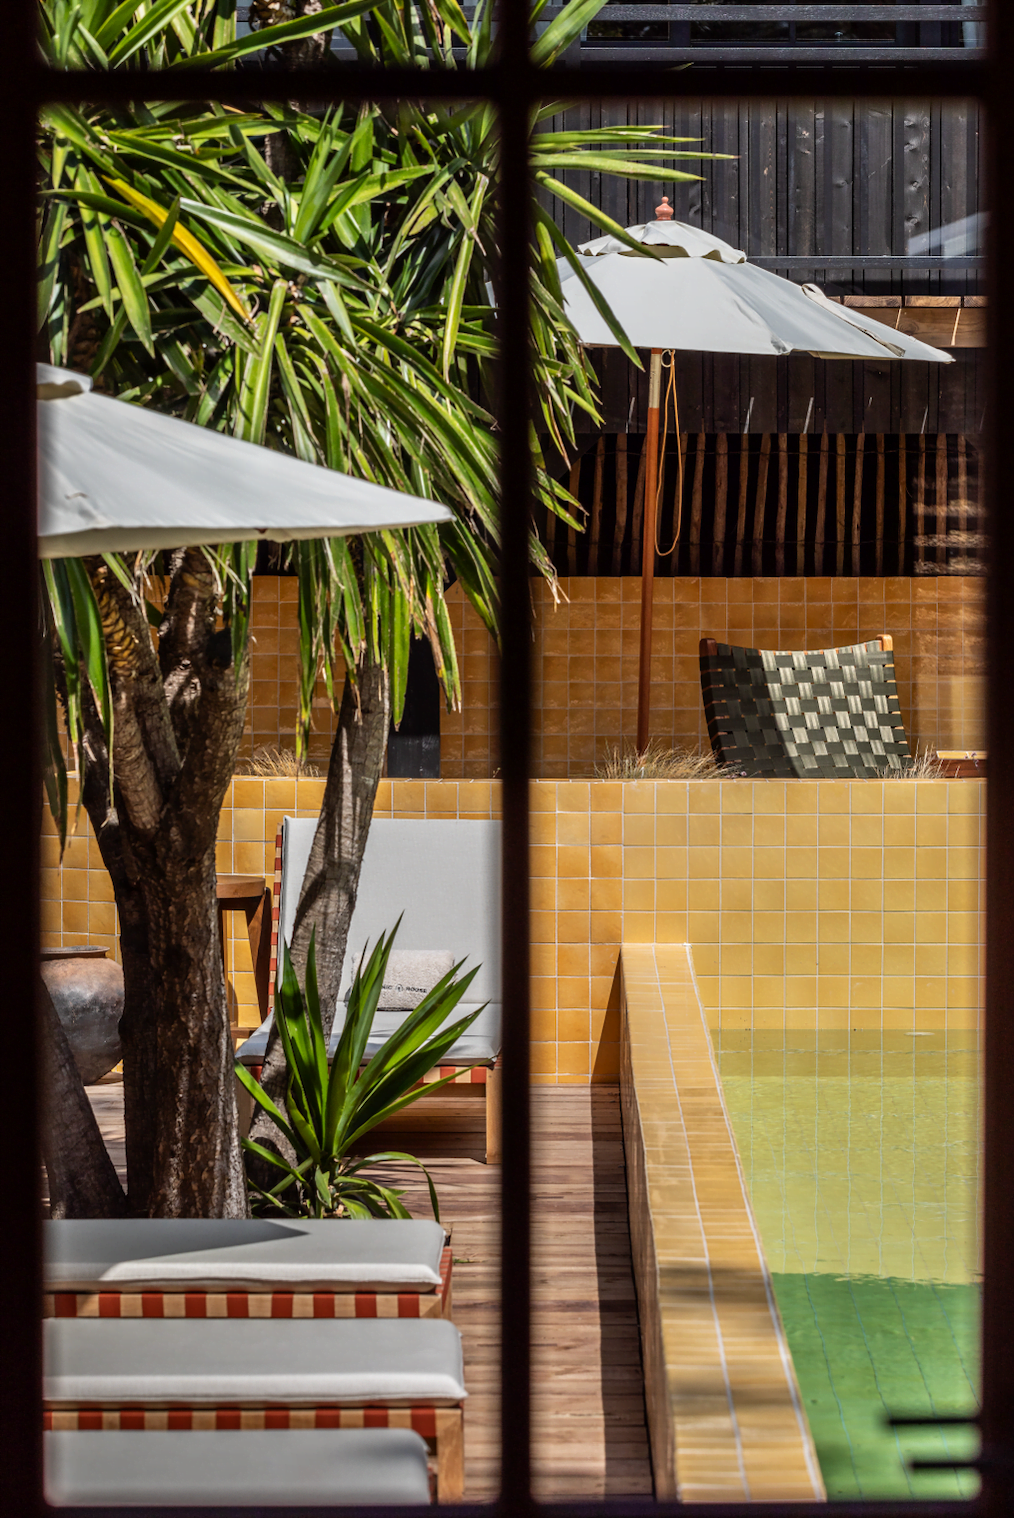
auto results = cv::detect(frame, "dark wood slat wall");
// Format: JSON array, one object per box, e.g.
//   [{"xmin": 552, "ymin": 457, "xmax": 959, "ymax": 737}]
[
  {"xmin": 545, "ymin": 98, "xmax": 983, "ymax": 435},
  {"xmin": 540, "ymin": 431, "xmax": 985, "ymax": 577}
]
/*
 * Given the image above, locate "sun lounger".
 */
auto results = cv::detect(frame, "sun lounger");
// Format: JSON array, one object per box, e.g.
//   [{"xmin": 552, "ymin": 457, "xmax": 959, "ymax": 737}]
[
  {"xmin": 44, "ymin": 1218, "xmax": 453, "ymax": 1320},
  {"xmin": 237, "ymin": 818, "xmax": 503, "ymax": 1162},
  {"xmin": 46, "ymin": 1428, "xmax": 433, "ymax": 1506},
  {"xmin": 45, "ymin": 1316, "xmax": 466, "ymax": 1501}
]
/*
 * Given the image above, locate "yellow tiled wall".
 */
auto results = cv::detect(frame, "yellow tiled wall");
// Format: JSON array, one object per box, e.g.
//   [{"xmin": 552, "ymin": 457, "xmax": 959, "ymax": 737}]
[
  {"xmin": 239, "ymin": 576, "xmax": 984, "ymax": 778},
  {"xmin": 42, "ymin": 778, "xmax": 985, "ymax": 1084}
]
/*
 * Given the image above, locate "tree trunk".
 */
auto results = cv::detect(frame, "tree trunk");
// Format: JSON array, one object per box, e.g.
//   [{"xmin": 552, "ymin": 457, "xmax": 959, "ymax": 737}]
[
  {"xmin": 142, "ymin": 846, "xmax": 248, "ymax": 1217},
  {"xmin": 72, "ymin": 553, "xmax": 252, "ymax": 1217},
  {"xmin": 249, "ymin": 654, "xmax": 390, "ymax": 1158},
  {"xmin": 78, "ymin": 711, "xmax": 159, "ymax": 1213},
  {"xmin": 42, "ymin": 981, "xmax": 129, "ymax": 1219}
]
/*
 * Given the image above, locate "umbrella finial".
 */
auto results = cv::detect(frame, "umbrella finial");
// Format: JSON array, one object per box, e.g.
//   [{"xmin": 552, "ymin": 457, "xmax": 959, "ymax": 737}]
[{"xmin": 654, "ymin": 196, "xmax": 674, "ymax": 221}]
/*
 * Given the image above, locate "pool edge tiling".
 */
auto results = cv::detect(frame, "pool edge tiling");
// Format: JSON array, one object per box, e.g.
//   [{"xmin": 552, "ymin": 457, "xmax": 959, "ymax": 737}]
[{"xmin": 619, "ymin": 942, "xmax": 825, "ymax": 1504}]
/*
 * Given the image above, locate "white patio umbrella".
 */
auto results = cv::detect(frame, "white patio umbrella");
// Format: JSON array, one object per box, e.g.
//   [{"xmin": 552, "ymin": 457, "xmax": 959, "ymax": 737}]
[
  {"xmin": 560, "ymin": 201, "xmax": 953, "ymax": 749},
  {"xmin": 37, "ymin": 364, "xmax": 452, "ymax": 558}
]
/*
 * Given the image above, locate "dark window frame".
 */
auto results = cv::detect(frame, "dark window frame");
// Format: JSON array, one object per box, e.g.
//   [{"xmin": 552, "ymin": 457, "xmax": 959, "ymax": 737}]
[{"xmin": 2, "ymin": 7, "xmax": 1012, "ymax": 1514}]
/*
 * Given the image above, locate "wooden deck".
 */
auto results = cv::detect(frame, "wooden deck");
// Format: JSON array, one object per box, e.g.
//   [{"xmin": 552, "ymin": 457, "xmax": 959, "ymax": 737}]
[{"xmin": 83, "ymin": 1083, "xmax": 653, "ymax": 1502}]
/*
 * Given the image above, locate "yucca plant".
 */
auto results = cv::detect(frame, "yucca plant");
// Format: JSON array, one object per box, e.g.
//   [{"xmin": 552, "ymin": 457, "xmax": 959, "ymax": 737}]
[{"xmin": 237, "ymin": 927, "xmax": 483, "ymax": 1218}]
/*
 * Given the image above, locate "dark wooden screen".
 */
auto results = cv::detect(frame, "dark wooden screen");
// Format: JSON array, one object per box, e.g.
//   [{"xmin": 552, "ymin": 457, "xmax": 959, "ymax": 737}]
[{"xmin": 542, "ymin": 430, "xmax": 984, "ymax": 576}]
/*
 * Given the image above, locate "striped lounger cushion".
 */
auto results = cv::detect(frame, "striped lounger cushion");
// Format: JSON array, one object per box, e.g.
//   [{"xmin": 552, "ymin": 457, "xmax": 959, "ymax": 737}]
[
  {"xmin": 44, "ymin": 1218, "xmax": 452, "ymax": 1318},
  {"xmin": 44, "ymin": 1317, "xmax": 467, "ymax": 1501}
]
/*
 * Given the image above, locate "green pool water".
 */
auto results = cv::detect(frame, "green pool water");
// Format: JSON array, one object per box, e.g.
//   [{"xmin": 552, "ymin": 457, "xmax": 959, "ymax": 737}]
[{"xmin": 716, "ymin": 1032, "xmax": 981, "ymax": 1502}]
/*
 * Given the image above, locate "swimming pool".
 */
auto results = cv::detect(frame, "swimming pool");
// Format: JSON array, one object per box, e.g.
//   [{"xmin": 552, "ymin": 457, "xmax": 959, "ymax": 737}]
[{"xmin": 716, "ymin": 1031, "xmax": 981, "ymax": 1502}]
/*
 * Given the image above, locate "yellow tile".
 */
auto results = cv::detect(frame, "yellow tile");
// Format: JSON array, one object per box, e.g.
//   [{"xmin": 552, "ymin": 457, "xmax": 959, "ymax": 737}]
[
  {"xmin": 817, "ymin": 781, "xmax": 852, "ymax": 813},
  {"xmin": 230, "ymin": 778, "xmax": 265, "ymax": 809},
  {"xmin": 688, "ymin": 912, "xmax": 720, "ymax": 943},
  {"xmin": 720, "ymin": 944, "xmax": 752, "ymax": 975},
  {"xmin": 785, "ymin": 784, "xmax": 818, "ymax": 813},
  {"xmin": 689, "ymin": 847, "xmax": 720, "ymax": 879},
  {"xmin": 721, "ymin": 847, "xmax": 753, "ymax": 878},
  {"xmin": 818, "ymin": 815, "xmax": 851, "ymax": 848},
  {"xmin": 591, "ymin": 810, "xmax": 623, "ymax": 846},
  {"xmin": 689, "ymin": 814, "xmax": 721, "ymax": 847},
  {"xmin": 719, "ymin": 910, "xmax": 753, "ymax": 942},
  {"xmin": 721, "ymin": 814, "xmax": 753, "ymax": 847},
  {"xmin": 916, "ymin": 815, "xmax": 947, "ymax": 847}
]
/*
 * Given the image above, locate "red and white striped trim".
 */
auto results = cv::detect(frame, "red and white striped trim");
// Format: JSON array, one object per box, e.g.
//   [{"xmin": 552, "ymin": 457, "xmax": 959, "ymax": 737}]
[
  {"xmin": 46, "ymin": 1251, "xmax": 452, "ymax": 1322},
  {"xmin": 44, "ymin": 1407, "xmax": 445, "ymax": 1438}
]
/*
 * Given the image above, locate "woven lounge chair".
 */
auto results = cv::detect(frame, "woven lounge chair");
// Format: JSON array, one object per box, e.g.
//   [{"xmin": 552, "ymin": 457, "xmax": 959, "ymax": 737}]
[
  {"xmin": 699, "ymin": 635, "xmax": 913, "ymax": 777},
  {"xmin": 44, "ymin": 1218, "xmax": 453, "ymax": 1321},
  {"xmin": 45, "ymin": 1316, "xmax": 466, "ymax": 1501},
  {"xmin": 237, "ymin": 818, "xmax": 503, "ymax": 1163},
  {"xmin": 45, "ymin": 1428, "xmax": 432, "ymax": 1506}
]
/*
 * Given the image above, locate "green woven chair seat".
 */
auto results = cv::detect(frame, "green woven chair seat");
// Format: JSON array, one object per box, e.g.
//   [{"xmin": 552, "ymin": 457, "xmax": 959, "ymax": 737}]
[{"xmin": 699, "ymin": 636, "xmax": 912, "ymax": 778}]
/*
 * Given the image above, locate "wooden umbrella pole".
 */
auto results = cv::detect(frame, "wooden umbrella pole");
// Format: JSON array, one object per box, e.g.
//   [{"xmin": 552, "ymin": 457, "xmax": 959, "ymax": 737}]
[{"xmin": 636, "ymin": 348, "xmax": 663, "ymax": 754}]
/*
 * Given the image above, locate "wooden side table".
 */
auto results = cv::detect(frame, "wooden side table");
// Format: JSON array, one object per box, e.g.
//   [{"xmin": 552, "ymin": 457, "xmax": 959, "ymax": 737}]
[{"xmin": 216, "ymin": 875, "xmax": 271, "ymax": 1024}]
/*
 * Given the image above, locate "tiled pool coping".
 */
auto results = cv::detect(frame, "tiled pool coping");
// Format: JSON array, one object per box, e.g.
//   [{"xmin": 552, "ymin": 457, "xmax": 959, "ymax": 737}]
[{"xmin": 620, "ymin": 943, "xmax": 824, "ymax": 1503}]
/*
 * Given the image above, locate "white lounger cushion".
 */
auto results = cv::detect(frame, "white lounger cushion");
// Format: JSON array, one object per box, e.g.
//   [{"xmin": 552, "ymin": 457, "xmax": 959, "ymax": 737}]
[
  {"xmin": 45, "ymin": 1218, "xmax": 445, "ymax": 1293},
  {"xmin": 237, "ymin": 1002, "xmax": 500, "ymax": 1068},
  {"xmin": 45, "ymin": 1429, "xmax": 432, "ymax": 1506},
  {"xmin": 234, "ymin": 817, "xmax": 503, "ymax": 1069},
  {"xmin": 45, "ymin": 1318, "xmax": 466, "ymax": 1407}
]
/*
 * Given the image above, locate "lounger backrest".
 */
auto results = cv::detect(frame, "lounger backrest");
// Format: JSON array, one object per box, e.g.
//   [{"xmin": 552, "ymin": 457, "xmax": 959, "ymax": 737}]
[
  {"xmin": 699, "ymin": 634, "xmax": 912, "ymax": 777},
  {"xmin": 278, "ymin": 817, "xmax": 501, "ymax": 1007}
]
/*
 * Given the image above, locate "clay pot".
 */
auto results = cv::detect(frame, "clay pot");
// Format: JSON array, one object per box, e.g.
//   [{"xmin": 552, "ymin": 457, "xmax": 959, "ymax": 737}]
[{"xmin": 41, "ymin": 947, "xmax": 124, "ymax": 1085}]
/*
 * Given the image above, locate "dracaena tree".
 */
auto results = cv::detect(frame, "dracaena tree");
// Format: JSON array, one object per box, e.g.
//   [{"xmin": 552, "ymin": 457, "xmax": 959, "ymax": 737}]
[{"xmin": 39, "ymin": 0, "xmax": 707, "ymax": 1215}]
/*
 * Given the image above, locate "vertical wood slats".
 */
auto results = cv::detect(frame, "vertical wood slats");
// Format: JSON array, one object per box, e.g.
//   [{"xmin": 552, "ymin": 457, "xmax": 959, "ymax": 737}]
[
  {"xmin": 852, "ymin": 431, "xmax": 865, "ymax": 575},
  {"xmin": 816, "ymin": 427, "xmax": 829, "ymax": 576},
  {"xmin": 548, "ymin": 433, "xmax": 984, "ymax": 579},
  {"xmin": 712, "ymin": 433, "xmax": 728, "ymax": 577},
  {"xmin": 754, "ymin": 434, "xmax": 771, "ymax": 574},
  {"xmin": 690, "ymin": 429, "xmax": 705, "ymax": 576},
  {"xmin": 796, "ymin": 433, "xmax": 808, "ymax": 576},
  {"xmin": 612, "ymin": 435, "xmax": 627, "ymax": 577},
  {"xmin": 774, "ymin": 433, "xmax": 788, "ymax": 576},
  {"xmin": 734, "ymin": 434, "xmax": 750, "ymax": 577},
  {"xmin": 589, "ymin": 437, "xmax": 604, "ymax": 574}
]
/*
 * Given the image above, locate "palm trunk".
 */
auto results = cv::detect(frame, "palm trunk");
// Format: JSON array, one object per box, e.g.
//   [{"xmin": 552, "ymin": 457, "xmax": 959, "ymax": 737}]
[
  {"xmin": 142, "ymin": 847, "xmax": 247, "ymax": 1217},
  {"xmin": 249, "ymin": 654, "xmax": 390, "ymax": 1159},
  {"xmin": 69, "ymin": 553, "xmax": 251, "ymax": 1217}
]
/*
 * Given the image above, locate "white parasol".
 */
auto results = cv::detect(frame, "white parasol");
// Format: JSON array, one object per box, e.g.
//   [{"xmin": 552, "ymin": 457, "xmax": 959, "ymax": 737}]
[
  {"xmin": 562, "ymin": 200, "xmax": 953, "ymax": 748},
  {"xmin": 37, "ymin": 364, "xmax": 452, "ymax": 558}
]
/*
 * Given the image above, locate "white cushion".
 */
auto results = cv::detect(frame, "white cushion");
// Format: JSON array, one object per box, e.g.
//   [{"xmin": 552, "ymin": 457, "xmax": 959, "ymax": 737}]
[
  {"xmin": 45, "ymin": 1218, "xmax": 445, "ymax": 1293},
  {"xmin": 45, "ymin": 1318, "xmax": 466, "ymax": 1406},
  {"xmin": 45, "ymin": 1429, "xmax": 432, "ymax": 1506},
  {"xmin": 375, "ymin": 950, "xmax": 455, "ymax": 1010},
  {"xmin": 279, "ymin": 818, "xmax": 501, "ymax": 1008},
  {"xmin": 237, "ymin": 1002, "xmax": 501, "ymax": 1069}
]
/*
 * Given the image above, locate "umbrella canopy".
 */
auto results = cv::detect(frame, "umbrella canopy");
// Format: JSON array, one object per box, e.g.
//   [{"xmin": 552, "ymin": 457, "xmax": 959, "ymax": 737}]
[
  {"xmin": 37, "ymin": 365, "xmax": 452, "ymax": 558},
  {"xmin": 559, "ymin": 207, "xmax": 953, "ymax": 753},
  {"xmin": 559, "ymin": 240, "xmax": 953, "ymax": 364}
]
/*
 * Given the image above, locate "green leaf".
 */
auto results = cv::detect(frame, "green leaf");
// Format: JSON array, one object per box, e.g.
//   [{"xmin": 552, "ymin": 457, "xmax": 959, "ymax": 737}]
[
  {"xmin": 172, "ymin": 0, "xmax": 380, "ymax": 69},
  {"xmin": 103, "ymin": 221, "xmax": 153, "ymax": 354},
  {"xmin": 442, "ymin": 175, "xmax": 487, "ymax": 381},
  {"xmin": 235, "ymin": 278, "xmax": 287, "ymax": 444}
]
